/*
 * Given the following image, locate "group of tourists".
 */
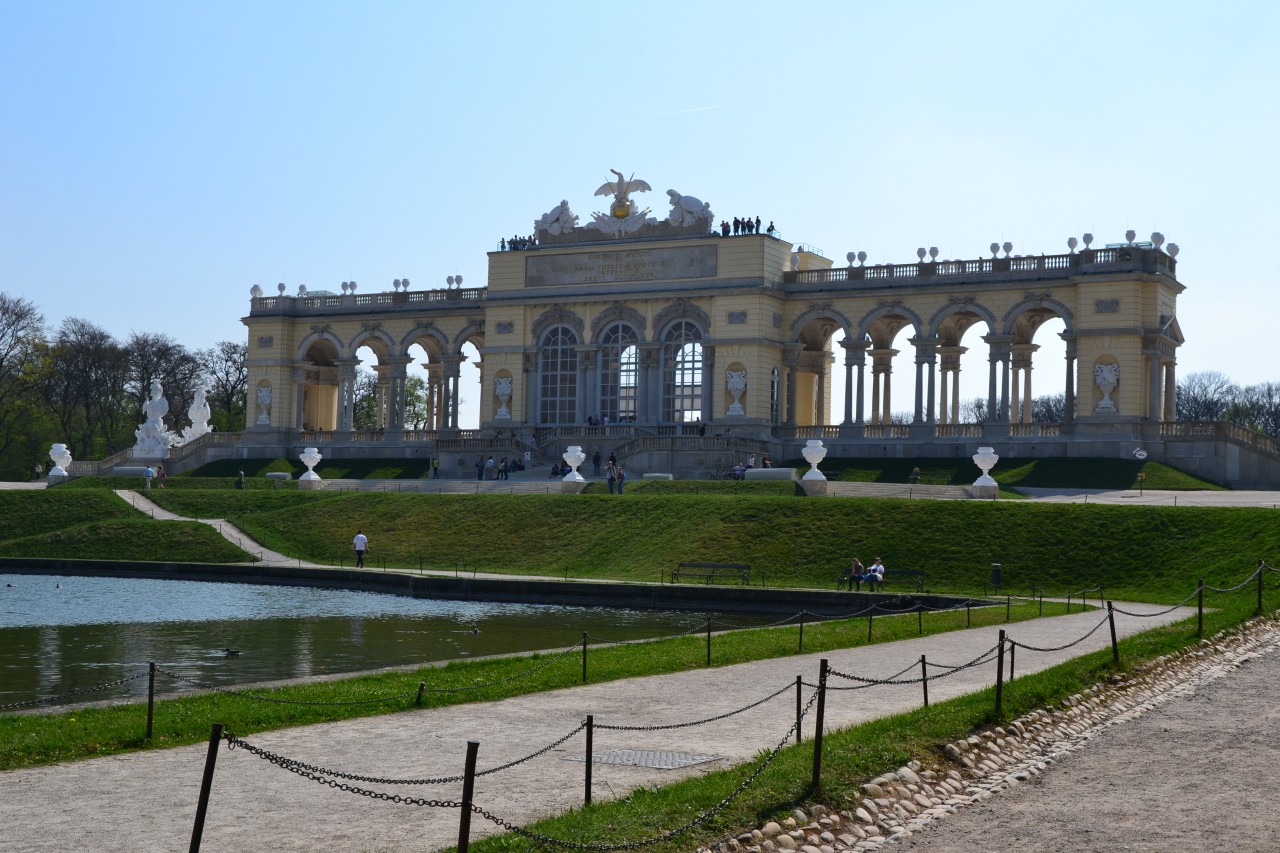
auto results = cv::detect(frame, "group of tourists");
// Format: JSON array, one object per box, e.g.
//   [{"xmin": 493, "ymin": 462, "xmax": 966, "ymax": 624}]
[
  {"xmin": 719, "ymin": 217, "xmax": 775, "ymax": 237},
  {"xmin": 729, "ymin": 453, "xmax": 773, "ymax": 480},
  {"xmin": 839, "ymin": 557, "xmax": 886, "ymax": 591},
  {"xmin": 500, "ymin": 235, "xmax": 537, "ymax": 251},
  {"xmin": 476, "ymin": 455, "xmax": 523, "ymax": 480}
]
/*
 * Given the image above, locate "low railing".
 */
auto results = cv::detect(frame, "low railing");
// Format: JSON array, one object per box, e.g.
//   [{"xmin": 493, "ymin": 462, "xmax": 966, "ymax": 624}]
[
  {"xmin": 784, "ymin": 246, "xmax": 1175, "ymax": 288},
  {"xmin": 251, "ymin": 287, "xmax": 486, "ymax": 314},
  {"xmin": 1162, "ymin": 420, "xmax": 1280, "ymax": 456}
]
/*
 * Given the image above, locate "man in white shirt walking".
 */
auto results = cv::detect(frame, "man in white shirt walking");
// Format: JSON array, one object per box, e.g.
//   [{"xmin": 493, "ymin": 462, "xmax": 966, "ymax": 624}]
[{"xmin": 353, "ymin": 530, "xmax": 369, "ymax": 568}]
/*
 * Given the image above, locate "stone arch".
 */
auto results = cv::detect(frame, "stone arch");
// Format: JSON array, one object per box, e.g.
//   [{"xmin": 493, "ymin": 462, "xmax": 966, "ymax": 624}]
[
  {"xmin": 400, "ymin": 322, "xmax": 449, "ymax": 357},
  {"xmin": 590, "ymin": 302, "xmax": 648, "ymax": 343},
  {"xmin": 856, "ymin": 302, "xmax": 924, "ymax": 345},
  {"xmin": 789, "ymin": 304, "xmax": 853, "ymax": 342},
  {"xmin": 294, "ymin": 329, "xmax": 343, "ymax": 364},
  {"xmin": 927, "ymin": 299, "xmax": 998, "ymax": 343},
  {"xmin": 451, "ymin": 318, "xmax": 485, "ymax": 353},
  {"xmin": 1001, "ymin": 294, "xmax": 1075, "ymax": 338},
  {"xmin": 653, "ymin": 298, "xmax": 710, "ymax": 337},
  {"xmin": 531, "ymin": 304, "xmax": 585, "ymax": 342},
  {"xmin": 348, "ymin": 326, "xmax": 396, "ymax": 360}
]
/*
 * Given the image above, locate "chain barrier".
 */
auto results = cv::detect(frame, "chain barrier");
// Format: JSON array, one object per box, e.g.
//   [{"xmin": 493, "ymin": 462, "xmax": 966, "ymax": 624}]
[
  {"xmin": 1110, "ymin": 587, "xmax": 1200, "ymax": 617},
  {"xmin": 469, "ymin": 691, "xmax": 822, "ymax": 851},
  {"xmin": 156, "ymin": 668, "xmax": 419, "ymax": 706},
  {"xmin": 418, "ymin": 640, "xmax": 584, "ymax": 694},
  {"xmin": 1007, "ymin": 614, "xmax": 1111, "ymax": 652},
  {"xmin": 595, "ymin": 681, "xmax": 794, "ymax": 731},
  {"xmin": 1204, "ymin": 567, "xmax": 1263, "ymax": 594},
  {"xmin": 0, "ymin": 672, "xmax": 149, "ymax": 711},
  {"xmin": 823, "ymin": 643, "xmax": 1002, "ymax": 688},
  {"xmin": 225, "ymin": 721, "xmax": 587, "ymax": 786},
  {"xmin": 223, "ymin": 731, "xmax": 465, "ymax": 809},
  {"xmin": 921, "ymin": 647, "xmax": 1003, "ymax": 671}
]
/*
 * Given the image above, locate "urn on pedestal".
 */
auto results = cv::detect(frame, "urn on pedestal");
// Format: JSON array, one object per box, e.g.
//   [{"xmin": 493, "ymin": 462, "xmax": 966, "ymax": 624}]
[
  {"xmin": 801, "ymin": 440, "xmax": 828, "ymax": 481},
  {"xmin": 48, "ymin": 443, "xmax": 72, "ymax": 478},
  {"xmin": 299, "ymin": 447, "xmax": 324, "ymax": 490},
  {"xmin": 562, "ymin": 446, "xmax": 587, "ymax": 482}
]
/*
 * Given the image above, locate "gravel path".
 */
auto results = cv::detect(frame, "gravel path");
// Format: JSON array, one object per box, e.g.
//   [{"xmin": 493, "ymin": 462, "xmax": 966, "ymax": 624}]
[
  {"xmin": 889, "ymin": 623, "xmax": 1280, "ymax": 853},
  {"xmin": 0, "ymin": 604, "xmax": 1190, "ymax": 853}
]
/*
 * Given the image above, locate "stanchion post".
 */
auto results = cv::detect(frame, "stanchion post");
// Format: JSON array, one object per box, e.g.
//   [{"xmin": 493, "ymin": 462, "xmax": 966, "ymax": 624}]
[
  {"xmin": 798, "ymin": 614, "xmax": 805, "ymax": 653},
  {"xmin": 1257, "ymin": 559, "xmax": 1265, "ymax": 615},
  {"xmin": 811, "ymin": 659, "xmax": 828, "ymax": 791},
  {"xmin": 917, "ymin": 606, "xmax": 923, "ymax": 636},
  {"xmin": 1066, "ymin": 592, "xmax": 1071, "ymax": 614},
  {"xmin": 457, "ymin": 740, "xmax": 480, "ymax": 853},
  {"xmin": 416, "ymin": 682, "xmax": 426, "ymax": 707},
  {"xmin": 581, "ymin": 632, "xmax": 588, "ymax": 684},
  {"xmin": 1107, "ymin": 601, "xmax": 1119, "ymax": 666},
  {"xmin": 1197, "ymin": 579, "xmax": 1204, "ymax": 638},
  {"xmin": 1039, "ymin": 593, "xmax": 1043, "ymax": 617},
  {"xmin": 994, "ymin": 630, "xmax": 1005, "ymax": 717},
  {"xmin": 920, "ymin": 654, "xmax": 929, "ymax": 708},
  {"xmin": 1009, "ymin": 641, "xmax": 1016, "ymax": 681},
  {"xmin": 966, "ymin": 600, "xmax": 971, "ymax": 628},
  {"xmin": 706, "ymin": 619, "xmax": 712, "ymax": 667},
  {"xmin": 866, "ymin": 609, "xmax": 873, "ymax": 642},
  {"xmin": 146, "ymin": 661, "xmax": 156, "ymax": 741},
  {"xmin": 1005, "ymin": 595, "xmax": 1011, "ymax": 623},
  {"xmin": 584, "ymin": 715, "xmax": 593, "ymax": 805},
  {"xmin": 795, "ymin": 675, "xmax": 803, "ymax": 743},
  {"xmin": 188, "ymin": 723, "xmax": 224, "ymax": 853}
]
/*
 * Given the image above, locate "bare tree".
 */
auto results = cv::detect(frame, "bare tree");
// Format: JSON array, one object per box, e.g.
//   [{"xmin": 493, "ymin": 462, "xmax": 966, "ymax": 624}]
[
  {"xmin": 38, "ymin": 319, "xmax": 131, "ymax": 456},
  {"xmin": 198, "ymin": 341, "xmax": 247, "ymax": 430},
  {"xmin": 125, "ymin": 332, "xmax": 203, "ymax": 433},
  {"xmin": 1031, "ymin": 393, "xmax": 1067, "ymax": 423},
  {"xmin": 959, "ymin": 397, "xmax": 991, "ymax": 423},
  {"xmin": 1227, "ymin": 382, "xmax": 1280, "ymax": 439},
  {"xmin": 1177, "ymin": 371, "xmax": 1237, "ymax": 422}
]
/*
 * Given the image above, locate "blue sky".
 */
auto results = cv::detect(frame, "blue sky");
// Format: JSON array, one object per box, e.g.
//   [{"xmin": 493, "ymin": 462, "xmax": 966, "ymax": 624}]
[{"xmin": 3, "ymin": 1, "xmax": 1277, "ymax": 425}]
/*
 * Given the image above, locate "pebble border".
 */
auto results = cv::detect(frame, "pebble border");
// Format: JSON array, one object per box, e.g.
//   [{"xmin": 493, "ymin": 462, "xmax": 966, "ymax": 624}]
[{"xmin": 696, "ymin": 616, "xmax": 1280, "ymax": 853}]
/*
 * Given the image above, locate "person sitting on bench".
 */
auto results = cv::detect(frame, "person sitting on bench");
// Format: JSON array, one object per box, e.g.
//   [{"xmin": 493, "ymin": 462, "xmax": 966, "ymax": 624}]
[
  {"xmin": 845, "ymin": 558, "xmax": 864, "ymax": 591},
  {"xmin": 862, "ymin": 557, "xmax": 885, "ymax": 591}
]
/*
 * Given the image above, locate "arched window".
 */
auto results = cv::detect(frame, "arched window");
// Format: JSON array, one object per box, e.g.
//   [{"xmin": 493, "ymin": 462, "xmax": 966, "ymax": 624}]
[
  {"xmin": 662, "ymin": 321, "xmax": 703, "ymax": 422},
  {"xmin": 539, "ymin": 326, "xmax": 578, "ymax": 424},
  {"xmin": 770, "ymin": 367, "xmax": 781, "ymax": 425},
  {"xmin": 599, "ymin": 323, "xmax": 639, "ymax": 423}
]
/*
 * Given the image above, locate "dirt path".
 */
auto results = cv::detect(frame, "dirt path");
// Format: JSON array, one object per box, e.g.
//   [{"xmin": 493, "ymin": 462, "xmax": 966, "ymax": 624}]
[
  {"xmin": 0, "ymin": 604, "xmax": 1190, "ymax": 853},
  {"xmin": 891, "ymin": 629, "xmax": 1280, "ymax": 852}
]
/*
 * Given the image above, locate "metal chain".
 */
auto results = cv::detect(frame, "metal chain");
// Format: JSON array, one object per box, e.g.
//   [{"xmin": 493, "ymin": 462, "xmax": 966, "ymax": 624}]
[
  {"xmin": 1008, "ymin": 614, "xmax": 1111, "ymax": 652},
  {"xmin": 1111, "ymin": 587, "xmax": 1200, "ymax": 617},
  {"xmin": 595, "ymin": 681, "xmax": 794, "ymax": 731},
  {"xmin": 824, "ymin": 643, "xmax": 1002, "ymax": 688},
  {"xmin": 0, "ymin": 672, "xmax": 149, "ymax": 710},
  {"xmin": 223, "ymin": 731, "xmax": 464, "ymax": 808},
  {"xmin": 156, "ymin": 668, "xmax": 418, "ymax": 706},
  {"xmin": 1204, "ymin": 567, "xmax": 1263, "ymax": 594},
  {"xmin": 224, "ymin": 721, "xmax": 586, "ymax": 786},
  {"xmin": 470, "ymin": 691, "xmax": 822, "ymax": 851}
]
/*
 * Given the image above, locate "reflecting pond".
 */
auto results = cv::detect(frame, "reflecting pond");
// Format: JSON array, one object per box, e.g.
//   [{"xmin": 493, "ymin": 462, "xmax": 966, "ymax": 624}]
[{"xmin": 1, "ymin": 573, "xmax": 773, "ymax": 708}]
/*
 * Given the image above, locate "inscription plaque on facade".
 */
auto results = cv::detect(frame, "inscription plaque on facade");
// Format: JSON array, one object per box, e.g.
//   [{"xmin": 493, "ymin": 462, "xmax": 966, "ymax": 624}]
[{"xmin": 525, "ymin": 245, "xmax": 717, "ymax": 287}]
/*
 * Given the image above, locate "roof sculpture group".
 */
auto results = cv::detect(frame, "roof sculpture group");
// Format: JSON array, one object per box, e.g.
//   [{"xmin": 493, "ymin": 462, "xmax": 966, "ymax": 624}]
[{"xmin": 535, "ymin": 169, "xmax": 713, "ymax": 240}]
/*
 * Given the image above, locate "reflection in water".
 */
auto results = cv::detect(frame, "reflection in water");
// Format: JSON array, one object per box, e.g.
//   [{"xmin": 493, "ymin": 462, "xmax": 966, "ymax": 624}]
[{"xmin": 0, "ymin": 574, "xmax": 770, "ymax": 707}]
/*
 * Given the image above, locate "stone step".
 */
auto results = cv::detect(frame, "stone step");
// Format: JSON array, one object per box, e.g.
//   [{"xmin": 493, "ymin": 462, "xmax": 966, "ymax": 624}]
[{"xmin": 822, "ymin": 481, "xmax": 977, "ymax": 500}]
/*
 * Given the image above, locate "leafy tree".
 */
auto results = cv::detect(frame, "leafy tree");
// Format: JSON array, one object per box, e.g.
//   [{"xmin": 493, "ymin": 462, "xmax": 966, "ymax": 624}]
[
  {"xmin": 38, "ymin": 318, "xmax": 131, "ymax": 457},
  {"xmin": 403, "ymin": 374, "xmax": 431, "ymax": 429},
  {"xmin": 351, "ymin": 369, "xmax": 380, "ymax": 431},
  {"xmin": 0, "ymin": 294, "xmax": 48, "ymax": 478}
]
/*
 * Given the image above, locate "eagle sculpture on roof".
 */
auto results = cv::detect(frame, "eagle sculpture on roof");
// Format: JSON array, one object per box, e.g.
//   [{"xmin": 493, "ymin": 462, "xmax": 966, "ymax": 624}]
[{"xmin": 595, "ymin": 169, "xmax": 652, "ymax": 203}]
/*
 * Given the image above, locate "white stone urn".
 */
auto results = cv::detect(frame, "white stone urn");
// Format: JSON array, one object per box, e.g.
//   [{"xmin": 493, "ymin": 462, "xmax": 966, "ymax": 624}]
[
  {"xmin": 562, "ymin": 445, "xmax": 587, "ymax": 482},
  {"xmin": 48, "ymin": 443, "xmax": 72, "ymax": 477},
  {"xmin": 726, "ymin": 370, "xmax": 747, "ymax": 417},
  {"xmin": 299, "ymin": 447, "xmax": 323, "ymax": 489},
  {"xmin": 494, "ymin": 377, "xmax": 513, "ymax": 420},
  {"xmin": 972, "ymin": 446, "xmax": 999, "ymax": 487},
  {"xmin": 801, "ymin": 439, "xmax": 828, "ymax": 481}
]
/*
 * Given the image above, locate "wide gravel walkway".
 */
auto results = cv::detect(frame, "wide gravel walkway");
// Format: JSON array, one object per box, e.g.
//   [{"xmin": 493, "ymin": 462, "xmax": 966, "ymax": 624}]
[{"xmin": 0, "ymin": 603, "xmax": 1191, "ymax": 852}]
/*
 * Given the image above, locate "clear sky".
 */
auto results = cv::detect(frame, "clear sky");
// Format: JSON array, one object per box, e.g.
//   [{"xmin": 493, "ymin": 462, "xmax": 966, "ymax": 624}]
[{"xmin": 4, "ymin": 1, "xmax": 1277, "ymax": 426}]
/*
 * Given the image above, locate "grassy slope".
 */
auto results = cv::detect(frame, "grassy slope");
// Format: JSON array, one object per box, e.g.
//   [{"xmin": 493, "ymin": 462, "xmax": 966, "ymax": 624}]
[
  {"xmin": 0, "ymin": 491, "xmax": 251, "ymax": 563},
  {"xmin": 132, "ymin": 490, "xmax": 1280, "ymax": 600}
]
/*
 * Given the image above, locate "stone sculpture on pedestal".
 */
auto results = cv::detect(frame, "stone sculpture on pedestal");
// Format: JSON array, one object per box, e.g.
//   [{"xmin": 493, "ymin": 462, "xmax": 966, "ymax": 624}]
[
  {"xmin": 726, "ymin": 370, "xmax": 747, "ymax": 417},
  {"xmin": 1094, "ymin": 363, "xmax": 1119, "ymax": 413},
  {"xmin": 132, "ymin": 380, "xmax": 174, "ymax": 459}
]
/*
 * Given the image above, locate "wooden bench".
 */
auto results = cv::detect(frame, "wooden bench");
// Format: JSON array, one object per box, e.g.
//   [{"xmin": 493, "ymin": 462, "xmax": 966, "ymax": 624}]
[
  {"xmin": 671, "ymin": 562, "xmax": 752, "ymax": 585},
  {"xmin": 883, "ymin": 569, "xmax": 925, "ymax": 592}
]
